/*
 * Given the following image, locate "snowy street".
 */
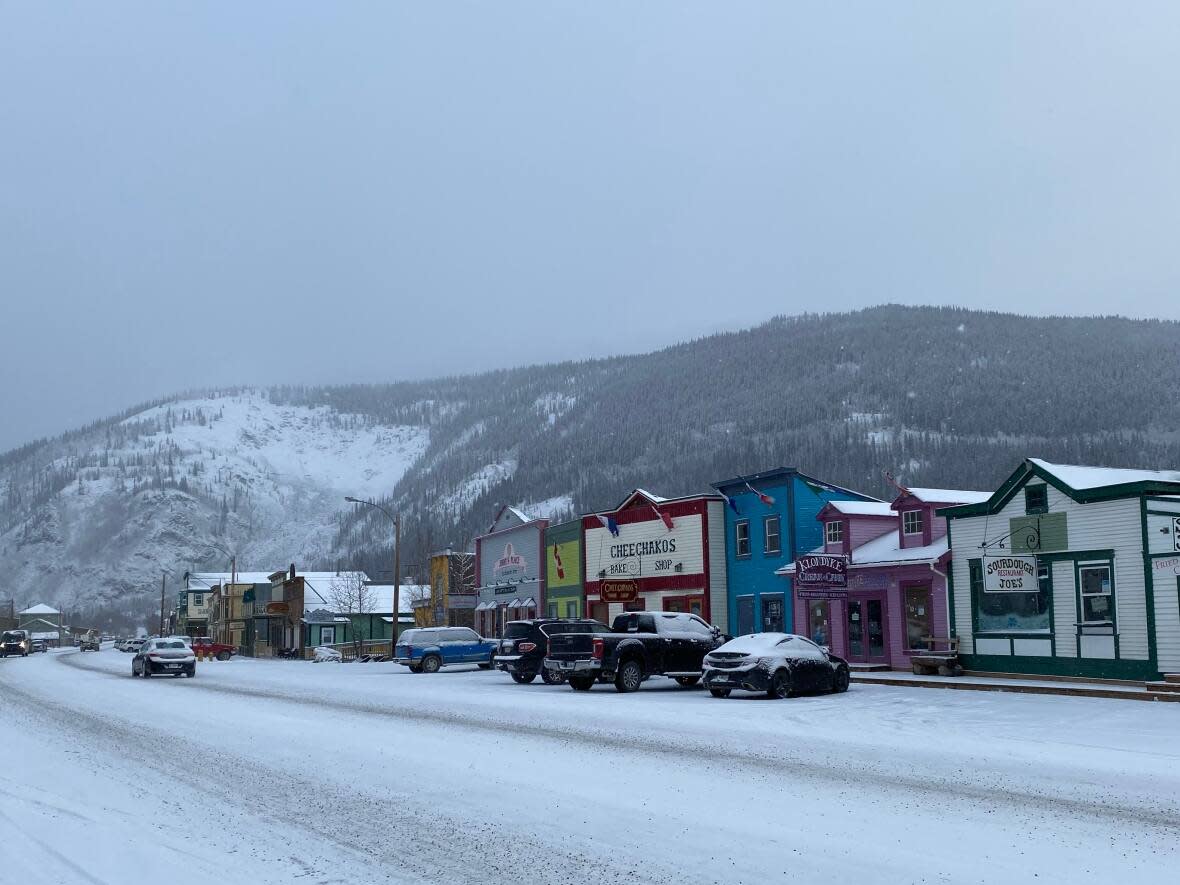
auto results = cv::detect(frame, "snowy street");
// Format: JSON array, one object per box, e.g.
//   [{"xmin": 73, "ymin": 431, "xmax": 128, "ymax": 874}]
[{"xmin": 2, "ymin": 649, "xmax": 1179, "ymax": 885}]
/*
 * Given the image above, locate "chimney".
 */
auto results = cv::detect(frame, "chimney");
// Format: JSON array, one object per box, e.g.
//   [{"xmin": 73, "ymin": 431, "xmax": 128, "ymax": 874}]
[{"xmin": 289, "ymin": 563, "xmax": 296, "ymax": 580}]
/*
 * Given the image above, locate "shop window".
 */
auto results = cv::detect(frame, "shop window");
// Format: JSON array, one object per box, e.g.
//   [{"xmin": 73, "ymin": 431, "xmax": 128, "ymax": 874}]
[
  {"xmin": 1025, "ymin": 484, "xmax": 1048, "ymax": 515},
  {"xmin": 736, "ymin": 596, "xmax": 755, "ymax": 635},
  {"xmin": 548, "ymin": 603, "xmax": 558, "ymax": 619},
  {"xmin": 565, "ymin": 600, "xmax": 578, "ymax": 619},
  {"xmin": 1079, "ymin": 563, "xmax": 1114, "ymax": 624},
  {"xmin": 902, "ymin": 510, "xmax": 924, "ymax": 536},
  {"xmin": 761, "ymin": 593, "xmax": 785, "ymax": 632},
  {"xmin": 808, "ymin": 601, "xmax": 831, "ymax": 647},
  {"xmin": 904, "ymin": 586, "xmax": 932, "ymax": 649},
  {"xmin": 825, "ymin": 520, "xmax": 843, "ymax": 545},
  {"xmin": 764, "ymin": 516, "xmax": 781, "ymax": 555},
  {"xmin": 974, "ymin": 558, "xmax": 1050, "ymax": 633},
  {"xmin": 734, "ymin": 520, "xmax": 751, "ymax": 557},
  {"xmin": 623, "ymin": 598, "xmax": 646, "ymax": 612}
]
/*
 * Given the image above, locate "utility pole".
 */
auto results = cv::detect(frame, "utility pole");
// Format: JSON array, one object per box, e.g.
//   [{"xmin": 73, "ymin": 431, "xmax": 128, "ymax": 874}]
[
  {"xmin": 159, "ymin": 570, "xmax": 167, "ymax": 636},
  {"xmin": 393, "ymin": 516, "xmax": 401, "ymax": 650}
]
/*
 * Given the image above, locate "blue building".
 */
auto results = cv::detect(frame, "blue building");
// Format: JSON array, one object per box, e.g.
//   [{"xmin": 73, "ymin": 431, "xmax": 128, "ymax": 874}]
[{"xmin": 711, "ymin": 468, "xmax": 879, "ymax": 636}]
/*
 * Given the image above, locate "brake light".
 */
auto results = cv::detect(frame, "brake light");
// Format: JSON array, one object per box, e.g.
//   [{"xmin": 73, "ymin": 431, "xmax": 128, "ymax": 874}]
[
  {"xmin": 519, "ymin": 642, "xmax": 536, "ymax": 653},
  {"xmin": 546, "ymin": 639, "xmax": 552, "ymax": 656},
  {"xmin": 592, "ymin": 637, "xmax": 604, "ymax": 660}
]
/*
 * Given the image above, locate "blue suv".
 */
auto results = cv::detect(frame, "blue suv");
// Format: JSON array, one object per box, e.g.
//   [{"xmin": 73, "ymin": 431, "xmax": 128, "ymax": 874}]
[{"xmin": 393, "ymin": 627, "xmax": 498, "ymax": 673}]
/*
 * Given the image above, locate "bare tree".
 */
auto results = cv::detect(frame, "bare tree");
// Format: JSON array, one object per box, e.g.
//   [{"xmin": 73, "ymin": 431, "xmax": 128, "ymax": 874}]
[{"xmin": 329, "ymin": 572, "xmax": 373, "ymax": 658}]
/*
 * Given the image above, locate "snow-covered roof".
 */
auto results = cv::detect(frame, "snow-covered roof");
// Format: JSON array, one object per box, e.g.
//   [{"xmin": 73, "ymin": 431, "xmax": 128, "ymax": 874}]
[
  {"xmin": 1030, "ymin": 459, "xmax": 1180, "ymax": 490},
  {"xmin": 186, "ymin": 572, "xmax": 276, "ymax": 590},
  {"xmin": 632, "ymin": 488, "xmax": 668, "ymax": 503},
  {"xmin": 19, "ymin": 603, "xmax": 59, "ymax": 615},
  {"xmin": 899, "ymin": 488, "xmax": 991, "ymax": 505},
  {"xmin": 778, "ymin": 534, "xmax": 948, "ymax": 575},
  {"xmin": 825, "ymin": 501, "xmax": 896, "ymax": 518}
]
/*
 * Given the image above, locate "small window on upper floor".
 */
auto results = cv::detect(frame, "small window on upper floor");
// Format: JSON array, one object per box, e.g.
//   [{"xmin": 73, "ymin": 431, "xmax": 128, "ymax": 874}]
[
  {"xmin": 764, "ymin": 515, "xmax": 781, "ymax": 555},
  {"xmin": 734, "ymin": 520, "xmax": 751, "ymax": 557},
  {"xmin": 824, "ymin": 520, "xmax": 843, "ymax": 545},
  {"xmin": 902, "ymin": 510, "xmax": 924, "ymax": 536},
  {"xmin": 1025, "ymin": 484, "xmax": 1048, "ymax": 515}
]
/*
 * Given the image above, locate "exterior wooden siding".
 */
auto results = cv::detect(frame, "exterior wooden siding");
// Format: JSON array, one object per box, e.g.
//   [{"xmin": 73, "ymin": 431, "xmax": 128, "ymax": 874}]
[
  {"xmin": 1146, "ymin": 497, "xmax": 1180, "ymax": 673},
  {"xmin": 948, "ymin": 480, "xmax": 1156, "ymax": 679}
]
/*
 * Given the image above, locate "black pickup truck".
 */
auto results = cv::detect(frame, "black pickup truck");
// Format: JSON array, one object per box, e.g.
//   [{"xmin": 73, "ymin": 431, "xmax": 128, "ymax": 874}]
[{"xmin": 543, "ymin": 610, "xmax": 727, "ymax": 692}]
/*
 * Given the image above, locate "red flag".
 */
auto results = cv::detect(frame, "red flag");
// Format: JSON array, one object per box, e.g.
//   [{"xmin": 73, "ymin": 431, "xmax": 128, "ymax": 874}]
[
  {"xmin": 652, "ymin": 503, "xmax": 674, "ymax": 532},
  {"xmin": 746, "ymin": 482, "xmax": 776, "ymax": 508},
  {"xmin": 552, "ymin": 543, "xmax": 565, "ymax": 580}
]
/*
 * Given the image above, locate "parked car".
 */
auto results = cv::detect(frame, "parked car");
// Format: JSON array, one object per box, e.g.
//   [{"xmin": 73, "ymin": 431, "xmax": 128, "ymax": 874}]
[
  {"xmin": 190, "ymin": 637, "xmax": 236, "ymax": 660},
  {"xmin": 79, "ymin": 634, "xmax": 100, "ymax": 652},
  {"xmin": 124, "ymin": 638, "xmax": 147, "ymax": 654},
  {"xmin": 702, "ymin": 632, "xmax": 851, "ymax": 699},
  {"xmin": 31, "ymin": 639, "xmax": 48, "ymax": 653},
  {"xmin": 544, "ymin": 611, "xmax": 727, "ymax": 692},
  {"xmin": 495, "ymin": 619, "xmax": 611, "ymax": 684},
  {"xmin": 393, "ymin": 627, "xmax": 497, "ymax": 673},
  {"xmin": 132, "ymin": 638, "xmax": 196, "ymax": 678},
  {"xmin": 1, "ymin": 630, "xmax": 32, "ymax": 657}
]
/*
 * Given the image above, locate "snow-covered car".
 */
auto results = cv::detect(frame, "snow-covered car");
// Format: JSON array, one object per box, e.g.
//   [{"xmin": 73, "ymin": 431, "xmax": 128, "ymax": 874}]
[
  {"xmin": 312, "ymin": 646, "xmax": 342, "ymax": 663},
  {"xmin": 132, "ymin": 638, "xmax": 196, "ymax": 678},
  {"xmin": 31, "ymin": 639, "xmax": 48, "ymax": 653},
  {"xmin": 702, "ymin": 632, "xmax": 851, "ymax": 699}
]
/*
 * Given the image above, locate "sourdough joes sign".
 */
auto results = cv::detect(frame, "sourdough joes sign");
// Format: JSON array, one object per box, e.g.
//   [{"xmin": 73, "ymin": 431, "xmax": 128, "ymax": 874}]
[
  {"xmin": 984, "ymin": 555, "xmax": 1037, "ymax": 592},
  {"xmin": 795, "ymin": 554, "xmax": 848, "ymax": 598}
]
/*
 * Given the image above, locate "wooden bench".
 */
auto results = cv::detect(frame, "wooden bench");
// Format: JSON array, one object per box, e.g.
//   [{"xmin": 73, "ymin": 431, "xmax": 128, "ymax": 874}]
[{"xmin": 910, "ymin": 636, "xmax": 962, "ymax": 677}]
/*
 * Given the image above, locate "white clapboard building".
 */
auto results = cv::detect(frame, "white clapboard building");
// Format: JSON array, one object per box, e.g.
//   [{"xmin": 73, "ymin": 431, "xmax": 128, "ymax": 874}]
[{"xmin": 941, "ymin": 458, "xmax": 1180, "ymax": 682}]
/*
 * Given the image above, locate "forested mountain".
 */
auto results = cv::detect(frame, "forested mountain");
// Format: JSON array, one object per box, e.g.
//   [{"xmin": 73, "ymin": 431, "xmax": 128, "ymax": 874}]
[{"xmin": 3, "ymin": 305, "xmax": 1179, "ymax": 627}]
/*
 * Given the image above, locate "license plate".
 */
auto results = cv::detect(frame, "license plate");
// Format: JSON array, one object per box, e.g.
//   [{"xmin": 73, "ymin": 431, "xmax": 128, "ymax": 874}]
[
  {"xmin": 166, "ymin": 663, "xmax": 180, "ymax": 669},
  {"xmin": 559, "ymin": 662, "xmax": 573, "ymax": 670},
  {"xmin": 711, "ymin": 675, "xmax": 730, "ymax": 683}
]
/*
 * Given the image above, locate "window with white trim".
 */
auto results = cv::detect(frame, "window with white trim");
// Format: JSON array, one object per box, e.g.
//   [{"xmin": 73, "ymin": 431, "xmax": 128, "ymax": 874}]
[
  {"xmin": 734, "ymin": 520, "xmax": 750, "ymax": 557},
  {"xmin": 320, "ymin": 626, "xmax": 335, "ymax": 645},
  {"xmin": 825, "ymin": 520, "xmax": 843, "ymax": 545},
  {"xmin": 1079, "ymin": 563, "xmax": 1113, "ymax": 624},
  {"xmin": 764, "ymin": 515, "xmax": 781, "ymax": 555},
  {"xmin": 902, "ymin": 509, "xmax": 924, "ymax": 536}
]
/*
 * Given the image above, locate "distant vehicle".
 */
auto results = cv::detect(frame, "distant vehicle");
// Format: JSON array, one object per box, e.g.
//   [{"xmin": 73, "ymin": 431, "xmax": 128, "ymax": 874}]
[
  {"xmin": 494, "ymin": 619, "xmax": 610, "ymax": 684},
  {"xmin": 393, "ymin": 627, "xmax": 497, "ymax": 673},
  {"xmin": 544, "ymin": 611, "xmax": 727, "ymax": 692},
  {"xmin": 190, "ymin": 637, "xmax": 236, "ymax": 661},
  {"xmin": 79, "ymin": 634, "xmax": 100, "ymax": 652},
  {"xmin": 31, "ymin": 639, "xmax": 48, "ymax": 653},
  {"xmin": 123, "ymin": 638, "xmax": 147, "ymax": 654},
  {"xmin": 1, "ymin": 630, "xmax": 32, "ymax": 657},
  {"xmin": 132, "ymin": 637, "xmax": 196, "ymax": 678},
  {"xmin": 100, "ymin": 634, "xmax": 114, "ymax": 642},
  {"xmin": 701, "ymin": 633, "xmax": 851, "ymax": 699}
]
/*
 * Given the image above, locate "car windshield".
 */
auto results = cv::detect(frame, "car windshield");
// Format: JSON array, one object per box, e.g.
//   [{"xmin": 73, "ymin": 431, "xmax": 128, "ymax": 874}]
[{"xmin": 2, "ymin": 632, "xmax": 19, "ymax": 642}]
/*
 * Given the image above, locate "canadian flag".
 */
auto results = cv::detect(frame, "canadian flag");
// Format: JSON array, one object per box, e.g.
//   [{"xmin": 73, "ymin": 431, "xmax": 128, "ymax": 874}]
[{"xmin": 552, "ymin": 543, "xmax": 565, "ymax": 580}]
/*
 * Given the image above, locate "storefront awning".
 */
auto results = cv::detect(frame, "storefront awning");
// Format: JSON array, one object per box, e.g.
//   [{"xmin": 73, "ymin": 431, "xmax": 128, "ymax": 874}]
[
  {"xmin": 518, "ymin": 598, "xmax": 535, "ymax": 609},
  {"xmin": 475, "ymin": 601, "xmax": 492, "ymax": 611},
  {"xmin": 507, "ymin": 598, "xmax": 522, "ymax": 608}
]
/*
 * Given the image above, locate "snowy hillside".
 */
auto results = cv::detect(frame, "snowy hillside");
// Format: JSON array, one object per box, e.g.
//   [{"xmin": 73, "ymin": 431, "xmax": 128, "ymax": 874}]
[{"xmin": 0, "ymin": 391, "xmax": 432, "ymax": 619}]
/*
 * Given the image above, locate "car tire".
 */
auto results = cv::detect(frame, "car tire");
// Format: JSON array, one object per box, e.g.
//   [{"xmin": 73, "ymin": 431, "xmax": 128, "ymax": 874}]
[
  {"xmin": 216, "ymin": 651, "xmax": 231, "ymax": 662},
  {"xmin": 421, "ymin": 655, "xmax": 442, "ymax": 674},
  {"xmin": 510, "ymin": 671, "xmax": 537, "ymax": 684},
  {"xmin": 832, "ymin": 665, "xmax": 850, "ymax": 693},
  {"xmin": 568, "ymin": 674, "xmax": 594, "ymax": 691},
  {"xmin": 674, "ymin": 675, "xmax": 701, "ymax": 687},
  {"xmin": 142, "ymin": 664, "xmax": 152, "ymax": 679},
  {"xmin": 614, "ymin": 659, "xmax": 643, "ymax": 693},
  {"xmin": 709, "ymin": 688, "xmax": 731, "ymax": 699},
  {"xmin": 477, "ymin": 655, "xmax": 494, "ymax": 670},
  {"xmin": 185, "ymin": 669, "xmax": 195, "ymax": 678},
  {"xmin": 767, "ymin": 669, "xmax": 791, "ymax": 700},
  {"xmin": 541, "ymin": 668, "xmax": 565, "ymax": 686}
]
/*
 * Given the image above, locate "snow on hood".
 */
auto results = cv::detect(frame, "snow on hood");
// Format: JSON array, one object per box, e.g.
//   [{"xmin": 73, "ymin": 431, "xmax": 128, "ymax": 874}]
[{"xmin": 713, "ymin": 633, "xmax": 795, "ymax": 654}]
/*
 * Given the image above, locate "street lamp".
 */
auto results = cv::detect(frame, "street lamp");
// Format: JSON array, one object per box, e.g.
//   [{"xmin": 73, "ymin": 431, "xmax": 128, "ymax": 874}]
[
  {"xmin": 203, "ymin": 542, "xmax": 237, "ymax": 643},
  {"xmin": 345, "ymin": 496, "xmax": 401, "ymax": 652}
]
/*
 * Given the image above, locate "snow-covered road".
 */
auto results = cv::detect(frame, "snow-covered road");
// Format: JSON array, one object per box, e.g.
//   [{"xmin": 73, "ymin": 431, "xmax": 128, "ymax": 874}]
[{"xmin": 2, "ymin": 648, "xmax": 1178, "ymax": 885}]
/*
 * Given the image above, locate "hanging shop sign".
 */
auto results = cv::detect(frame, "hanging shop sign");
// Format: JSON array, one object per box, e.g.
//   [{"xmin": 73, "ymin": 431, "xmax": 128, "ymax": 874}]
[
  {"xmin": 600, "ymin": 580, "xmax": 639, "ymax": 603},
  {"xmin": 983, "ymin": 555, "xmax": 1038, "ymax": 592},
  {"xmin": 265, "ymin": 602, "xmax": 290, "ymax": 615},
  {"xmin": 794, "ymin": 554, "xmax": 848, "ymax": 598}
]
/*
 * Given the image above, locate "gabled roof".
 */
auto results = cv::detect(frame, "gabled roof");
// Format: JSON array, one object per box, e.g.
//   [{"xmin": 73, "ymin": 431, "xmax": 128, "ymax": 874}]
[
  {"xmin": 19, "ymin": 603, "xmax": 59, "ymax": 615},
  {"xmin": 487, "ymin": 504, "xmax": 536, "ymax": 534},
  {"xmin": 821, "ymin": 501, "xmax": 896, "ymax": 518},
  {"xmin": 939, "ymin": 458, "xmax": 1180, "ymax": 518},
  {"xmin": 607, "ymin": 487, "xmax": 722, "ymax": 513},
  {"xmin": 711, "ymin": 468, "xmax": 879, "ymax": 502},
  {"xmin": 186, "ymin": 572, "xmax": 275, "ymax": 590}
]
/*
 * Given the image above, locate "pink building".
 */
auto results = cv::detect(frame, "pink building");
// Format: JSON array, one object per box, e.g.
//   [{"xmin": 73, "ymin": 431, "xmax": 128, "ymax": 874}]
[{"xmin": 778, "ymin": 487, "xmax": 988, "ymax": 669}]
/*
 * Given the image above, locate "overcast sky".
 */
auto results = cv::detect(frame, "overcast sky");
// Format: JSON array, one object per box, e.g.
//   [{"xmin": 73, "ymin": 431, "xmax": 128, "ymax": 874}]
[{"xmin": 2, "ymin": 2, "xmax": 1179, "ymax": 452}]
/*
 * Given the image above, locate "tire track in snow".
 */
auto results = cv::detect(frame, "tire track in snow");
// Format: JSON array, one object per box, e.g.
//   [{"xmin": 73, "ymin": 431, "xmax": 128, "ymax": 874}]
[{"xmin": 55, "ymin": 650, "xmax": 1180, "ymax": 834}]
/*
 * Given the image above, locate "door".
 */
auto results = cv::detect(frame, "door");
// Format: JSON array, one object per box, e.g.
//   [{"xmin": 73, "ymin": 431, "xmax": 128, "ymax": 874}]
[
  {"xmin": 590, "ymin": 601, "xmax": 609, "ymax": 625},
  {"xmin": 846, "ymin": 595, "xmax": 888, "ymax": 663},
  {"xmin": 685, "ymin": 595, "xmax": 705, "ymax": 619},
  {"xmin": 736, "ymin": 596, "xmax": 755, "ymax": 636},
  {"xmin": 903, "ymin": 583, "xmax": 933, "ymax": 651}
]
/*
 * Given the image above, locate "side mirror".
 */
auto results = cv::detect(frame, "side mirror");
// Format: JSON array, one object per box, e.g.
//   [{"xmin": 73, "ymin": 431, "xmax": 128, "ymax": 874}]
[{"xmin": 821, "ymin": 645, "xmax": 831, "ymax": 655}]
